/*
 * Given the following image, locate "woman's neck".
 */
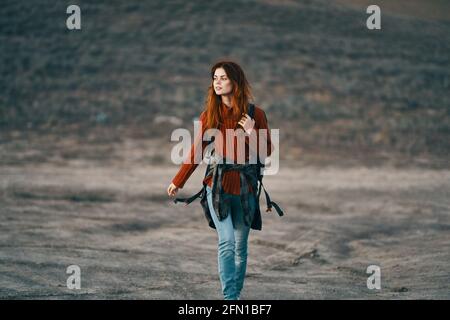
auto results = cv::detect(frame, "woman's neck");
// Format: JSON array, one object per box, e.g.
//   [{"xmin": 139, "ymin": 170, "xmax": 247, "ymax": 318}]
[{"xmin": 221, "ymin": 95, "xmax": 232, "ymax": 108}]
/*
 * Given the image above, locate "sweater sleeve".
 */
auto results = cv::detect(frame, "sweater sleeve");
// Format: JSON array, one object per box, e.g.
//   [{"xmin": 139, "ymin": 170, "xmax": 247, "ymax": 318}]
[
  {"xmin": 245, "ymin": 107, "xmax": 274, "ymax": 162},
  {"xmin": 171, "ymin": 111, "xmax": 209, "ymax": 189}
]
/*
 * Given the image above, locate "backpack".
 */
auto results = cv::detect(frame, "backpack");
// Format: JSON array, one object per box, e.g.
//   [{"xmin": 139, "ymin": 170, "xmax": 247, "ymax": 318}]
[{"xmin": 174, "ymin": 103, "xmax": 284, "ymax": 229}]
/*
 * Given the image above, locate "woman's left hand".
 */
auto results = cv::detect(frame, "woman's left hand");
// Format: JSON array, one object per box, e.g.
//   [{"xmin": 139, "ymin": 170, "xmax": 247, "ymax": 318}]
[{"xmin": 238, "ymin": 113, "xmax": 255, "ymax": 134}]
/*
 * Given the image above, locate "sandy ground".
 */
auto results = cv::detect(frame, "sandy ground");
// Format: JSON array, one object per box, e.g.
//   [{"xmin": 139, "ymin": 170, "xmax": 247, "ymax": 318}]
[
  {"xmin": 1, "ymin": 157, "xmax": 449, "ymax": 299},
  {"xmin": 1, "ymin": 0, "xmax": 449, "ymax": 300}
]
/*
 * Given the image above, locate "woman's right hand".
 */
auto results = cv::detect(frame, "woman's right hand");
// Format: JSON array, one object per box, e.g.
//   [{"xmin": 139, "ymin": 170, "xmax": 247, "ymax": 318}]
[{"xmin": 167, "ymin": 182, "xmax": 179, "ymax": 197}]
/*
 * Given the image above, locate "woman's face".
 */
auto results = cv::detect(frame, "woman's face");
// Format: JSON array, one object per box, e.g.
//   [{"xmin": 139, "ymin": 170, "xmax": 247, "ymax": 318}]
[{"xmin": 213, "ymin": 68, "xmax": 233, "ymax": 96}]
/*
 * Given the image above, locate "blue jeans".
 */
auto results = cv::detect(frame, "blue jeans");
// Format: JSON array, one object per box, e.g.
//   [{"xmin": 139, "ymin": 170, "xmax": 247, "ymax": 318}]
[{"xmin": 206, "ymin": 185, "xmax": 255, "ymax": 300}]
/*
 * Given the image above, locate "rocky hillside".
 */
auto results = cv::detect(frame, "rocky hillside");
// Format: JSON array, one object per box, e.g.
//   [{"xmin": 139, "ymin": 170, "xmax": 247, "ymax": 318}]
[{"xmin": 1, "ymin": 0, "xmax": 449, "ymax": 160}]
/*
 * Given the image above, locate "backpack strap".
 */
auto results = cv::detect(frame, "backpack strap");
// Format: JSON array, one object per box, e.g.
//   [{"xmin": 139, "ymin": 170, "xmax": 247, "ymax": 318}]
[
  {"xmin": 173, "ymin": 188, "xmax": 203, "ymax": 205},
  {"xmin": 248, "ymin": 103, "xmax": 284, "ymax": 216},
  {"xmin": 173, "ymin": 159, "xmax": 213, "ymax": 205},
  {"xmin": 260, "ymin": 181, "xmax": 284, "ymax": 216},
  {"xmin": 248, "ymin": 103, "xmax": 255, "ymax": 119}
]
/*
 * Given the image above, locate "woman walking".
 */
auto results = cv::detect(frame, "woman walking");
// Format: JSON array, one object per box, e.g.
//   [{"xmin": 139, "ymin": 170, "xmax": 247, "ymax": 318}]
[{"xmin": 167, "ymin": 60, "xmax": 275, "ymax": 300}]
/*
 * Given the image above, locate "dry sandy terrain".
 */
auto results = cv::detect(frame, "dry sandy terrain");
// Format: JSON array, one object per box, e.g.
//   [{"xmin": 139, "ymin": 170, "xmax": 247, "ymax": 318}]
[
  {"xmin": 1, "ymin": 0, "xmax": 449, "ymax": 300},
  {"xmin": 1, "ymin": 153, "xmax": 449, "ymax": 299}
]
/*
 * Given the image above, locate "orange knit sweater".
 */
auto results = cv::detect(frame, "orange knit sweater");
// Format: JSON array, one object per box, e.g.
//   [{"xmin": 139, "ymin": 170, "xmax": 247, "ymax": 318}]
[{"xmin": 171, "ymin": 103, "xmax": 273, "ymax": 195}]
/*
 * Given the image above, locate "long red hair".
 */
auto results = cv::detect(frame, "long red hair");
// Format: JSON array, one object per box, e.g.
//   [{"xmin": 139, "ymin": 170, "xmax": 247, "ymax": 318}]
[{"xmin": 203, "ymin": 61, "xmax": 254, "ymax": 130}]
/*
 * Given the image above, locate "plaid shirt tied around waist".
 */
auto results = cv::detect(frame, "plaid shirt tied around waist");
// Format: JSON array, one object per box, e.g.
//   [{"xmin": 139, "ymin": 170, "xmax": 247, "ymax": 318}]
[
  {"xmin": 174, "ymin": 157, "xmax": 284, "ymax": 231},
  {"xmin": 207, "ymin": 161, "xmax": 260, "ymax": 227}
]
